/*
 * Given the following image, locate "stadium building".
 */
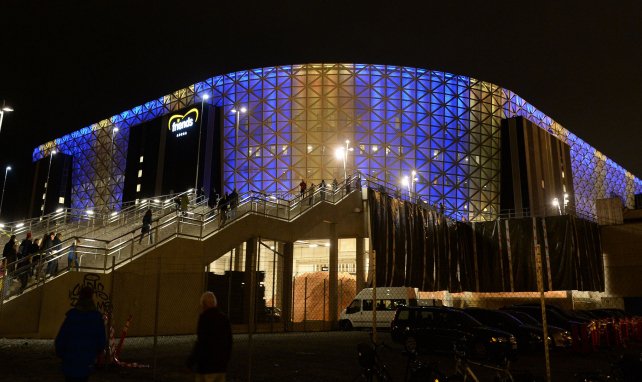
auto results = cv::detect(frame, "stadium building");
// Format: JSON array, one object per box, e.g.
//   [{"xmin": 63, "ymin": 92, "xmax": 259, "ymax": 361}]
[
  {"xmin": 2, "ymin": 64, "xmax": 640, "ymax": 338},
  {"xmin": 32, "ymin": 63, "xmax": 641, "ymax": 219}
]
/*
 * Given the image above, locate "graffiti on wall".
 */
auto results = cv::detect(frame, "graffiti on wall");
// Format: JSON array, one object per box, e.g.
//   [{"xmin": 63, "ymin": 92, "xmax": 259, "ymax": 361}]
[{"xmin": 69, "ymin": 273, "xmax": 112, "ymax": 314}]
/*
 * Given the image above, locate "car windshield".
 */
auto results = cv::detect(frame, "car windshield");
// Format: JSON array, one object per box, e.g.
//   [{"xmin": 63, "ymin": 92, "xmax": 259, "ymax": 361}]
[
  {"xmin": 453, "ymin": 311, "xmax": 483, "ymax": 327},
  {"xmin": 506, "ymin": 311, "xmax": 539, "ymax": 326}
]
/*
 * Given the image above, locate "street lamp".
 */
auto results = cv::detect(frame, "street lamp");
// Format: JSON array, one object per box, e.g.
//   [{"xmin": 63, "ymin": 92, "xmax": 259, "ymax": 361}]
[
  {"xmin": 230, "ymin": 106, "xmax": 247, "ymax": 186},
  {"xmin": 402, "ymin": 175, "xmax": 410, "ymax": 195},
  {"xmin": 195, "ymin": 93, "xmax": 209, "ymax": 194},
  {"xmin": 0, "ymin": 165, "xmax": 11, "ymax": 218},
  {"xmin": 334, "ymin": 140, "xmax": 353, "ymax": 180},
  {"xmin": 411, "ymin": 170, "xmax": 417, "ymax": 201},
  {"xmin": 42, "ymin": 150, "xmax": 57, "ymax": 218},
  {"xmin": 401, "ymin": 170, "xmax": 418, "ymax": 201},
  {"xmin": 0, "ymin": 101, "xmax": 14, "ymax": 134},
  {"xmin": 552, "ymin": 197, "xmax": 561, "ymax": 215},
  {"xmin": 110, "ymin": 127, "xmax": 119, "ymax": 208}
]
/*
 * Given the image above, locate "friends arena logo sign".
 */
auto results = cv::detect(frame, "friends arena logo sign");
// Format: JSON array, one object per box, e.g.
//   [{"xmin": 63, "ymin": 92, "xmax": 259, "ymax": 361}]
[{"xmin": 168, "ymin": 108, "xmax": 199, "ymax": 137}]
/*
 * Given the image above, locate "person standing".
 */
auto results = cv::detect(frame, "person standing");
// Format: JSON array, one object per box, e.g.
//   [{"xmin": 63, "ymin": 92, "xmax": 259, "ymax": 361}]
[
  {"xmin": 17, "ymin": 232, "xmax": 33, "ymax": 293},
  {"xmin": 47, "ymin": 232, "xmax": 62, "ymax": 276},
  {"xmin": 308, "ymin": 183, "xmax": 315, "ymax": 206},
  {"xmin": 139, "ymin": 208, "xmax": 153, "ymax": 244},
  {"xmin": 319, "ymin": 179, "xmax": 327, "ymax": 201},
  {"xmin": 187, "ymin": 291, "xmax": 233, "ymax": 382},
  {"xmin": 218, "ymin": 193, "xmax": 229, "ymax": 227},
  {"xmin": 67, "ymin": 239, "xmax": 81, "ymax": 271},
  {"xmin": 55, "ymin": 286, "xmax": 106, "ymax": 382},
  {"xmin": 229, "ymin": 188, "xmax": 239, "ymax": 218},
  {"xmin": 299, "ymin": 179, "xmax": 307, "ymax": 199},
  {"xmin": 180, "ymin": 194, "xmax": 189, "ymax": 216},
  {"xmin": 2, "ymin": 234, "xmax": 17, "ymax": 272}
]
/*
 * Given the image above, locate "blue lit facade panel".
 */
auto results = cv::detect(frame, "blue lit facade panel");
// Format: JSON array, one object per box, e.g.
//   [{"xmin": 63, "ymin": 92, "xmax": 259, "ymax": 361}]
[{"xmin": 32, "ymin": 64, "xmax": 642, "ymax": 220}]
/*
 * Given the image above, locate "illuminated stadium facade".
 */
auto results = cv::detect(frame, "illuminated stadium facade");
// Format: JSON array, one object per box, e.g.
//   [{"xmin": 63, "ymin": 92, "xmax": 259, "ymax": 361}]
[{"xmin": 33, "ymin": 63, "xmax": 642, "ymax": 220}]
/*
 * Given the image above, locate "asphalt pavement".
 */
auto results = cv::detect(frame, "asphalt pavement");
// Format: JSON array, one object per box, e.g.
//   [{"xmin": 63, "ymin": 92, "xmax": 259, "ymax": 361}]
[{"xmin": 0, "ymin": 331, "xmax": 639, "ymax": 381}]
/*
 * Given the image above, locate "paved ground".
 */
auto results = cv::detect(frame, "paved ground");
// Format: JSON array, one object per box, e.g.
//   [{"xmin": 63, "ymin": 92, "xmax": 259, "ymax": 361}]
[{"xmin": 0, "ymin": 331, "xmax": 639, "ymax": 381}]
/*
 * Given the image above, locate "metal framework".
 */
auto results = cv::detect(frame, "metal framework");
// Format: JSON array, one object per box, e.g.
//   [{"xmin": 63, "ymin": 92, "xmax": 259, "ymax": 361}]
[{"xmin": 33, "ymin": 64, "xmax": 642, "ymax": 219}]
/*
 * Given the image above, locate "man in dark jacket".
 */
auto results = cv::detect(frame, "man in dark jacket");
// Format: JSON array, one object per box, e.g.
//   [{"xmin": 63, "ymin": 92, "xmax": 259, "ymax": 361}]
[
  {"xmin": 2, "ymin": 234, "xmax": 16, "ymax": 271},
  {"xmin": 17, "ymin": 232, "xmax": 33, "ymax": 293},
  {"xmin": 187, "ymin": 291, "xmax": 232, "ymax": 382},
  {"xmin": 139, "ymin": 208, "xmax": 153, "ymax": 244},
  {"xmin": 55, "ymin": 286, "xmax": 106, "ymax": 382}
]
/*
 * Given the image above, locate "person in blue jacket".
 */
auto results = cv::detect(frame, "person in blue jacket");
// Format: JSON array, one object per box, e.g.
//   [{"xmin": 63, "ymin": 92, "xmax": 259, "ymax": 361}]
[{"xmin": 55, "ymin": 286, "xmax": 106, "ymax": 382}]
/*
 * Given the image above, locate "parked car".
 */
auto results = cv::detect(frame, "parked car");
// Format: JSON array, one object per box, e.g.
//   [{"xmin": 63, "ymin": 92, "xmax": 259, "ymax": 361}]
[
  {"xmin": 464, "ymin": 308, "xmax": 547, "ymax": 352},
  {"xmin": 339, "ymin": 287, "xmax": 419, "ymax": 330},
  {"xmin": 391, "ymin": 306, "xmax": 517, "ymax": 363},
  {"xmin": 501, "ymin": 304, "xmax": 588, "ymax": 332},
  {"xmin": 502, "ymin": 309, "xmax": 572, "ymax": 349}
]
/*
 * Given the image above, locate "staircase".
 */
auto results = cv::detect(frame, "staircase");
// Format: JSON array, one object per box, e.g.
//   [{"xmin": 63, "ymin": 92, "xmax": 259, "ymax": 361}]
[{"xmin": 0, "ymin": 176, "xmax": 368, "ymax": 303}]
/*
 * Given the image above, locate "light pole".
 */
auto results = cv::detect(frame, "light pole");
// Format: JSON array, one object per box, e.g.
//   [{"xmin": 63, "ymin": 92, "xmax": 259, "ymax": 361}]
[
  {"xmin": 334, "ymin": 140, "xmax": 353, "ymax": 181},
  {"xmin": 402, "ymin": 170, "xmax": 418, "ymax": 201},
  {"xmin": 402, "ymin": 175, "xmax": 410, "ymax": 197},
  {"xmin": 195, "ymin": 94, "xmax": 209, "ymax": 195},
  {"xmin": 0, "ymin": 166, "xmax": 11, "ymax": 218},
  {"xmin": 411, "ymin": 170, "xmax": 417, "ymax": 201},
  {"xmin": 0, "ymin": 101, "xmax": 14, "ymax": 134},
  {"xmin": 230, "ymin": 106, "xmax": 247, "ymax": 187},
  {"xmin": 110, "ymin": 127, "xmax": 119, "ymax": 208},
  {"xmin": 552, "ymin": 198, "xmax": 561, "ymax": 215},
  {"xmin": 42, "ymin": 150, "xmax": 57, "ymax": 218}
]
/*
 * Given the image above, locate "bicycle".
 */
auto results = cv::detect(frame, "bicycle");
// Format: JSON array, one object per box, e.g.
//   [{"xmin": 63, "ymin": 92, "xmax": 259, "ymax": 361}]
[
  {"xmin": 403, "ymin": 348, "xmax": 450, "ymax": 382},
  {"xmin": 353, "ymin": 341, "xmax": 393, "ymax": 382},
  {"xmin": 451, "ymin": 339, "xmax": 514, "ymax": 382},
  {"xmin": 575, "ymin": 352, "xmax": 642, "ymax": 382}
]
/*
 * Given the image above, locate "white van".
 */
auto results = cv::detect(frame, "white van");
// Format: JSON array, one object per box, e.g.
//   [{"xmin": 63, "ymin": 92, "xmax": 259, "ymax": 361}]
[{"xmin": 338, "ymin": 287, "xmax": 418, "ymax": 330}]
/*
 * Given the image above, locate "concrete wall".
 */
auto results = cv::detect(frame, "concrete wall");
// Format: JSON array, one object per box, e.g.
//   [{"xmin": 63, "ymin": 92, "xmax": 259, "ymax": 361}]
[
  {"xmin": 0, "ymin": 238, "xmax": 205, "ymax": 338},
  {"xmin": 601, "ymin": 222, "xmax": 642, "ymax": 297},
  {"xmin": 0, "ymin": 192, "xmax": 368, "ymax": 338}
]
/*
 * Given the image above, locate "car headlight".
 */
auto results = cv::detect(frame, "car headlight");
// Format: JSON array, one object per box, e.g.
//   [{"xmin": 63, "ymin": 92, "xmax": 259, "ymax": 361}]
[{"xmin": 490, "ymin": 336, "xmax": 510, "ymax": 343}]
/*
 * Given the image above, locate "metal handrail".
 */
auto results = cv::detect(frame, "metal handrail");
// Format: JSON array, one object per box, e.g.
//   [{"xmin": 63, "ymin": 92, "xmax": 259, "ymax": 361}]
[{"xmin": 0, "ymin": 171, "xmax": 611, "ymax": 303}]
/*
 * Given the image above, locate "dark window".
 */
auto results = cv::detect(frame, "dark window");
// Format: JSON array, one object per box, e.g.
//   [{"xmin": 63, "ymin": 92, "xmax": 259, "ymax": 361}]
[{"xmin": 346, "ymin": 300, "xmax": 361, "ymax": 314}]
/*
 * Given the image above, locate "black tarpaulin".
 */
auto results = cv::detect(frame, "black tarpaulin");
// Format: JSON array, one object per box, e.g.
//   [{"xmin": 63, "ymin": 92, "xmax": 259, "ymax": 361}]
[
  {"xmin": 475, "ymin": 221, "xmax": 506, "ymax": 292},
  {"xmin": 367, "ymin": 188, "xmax": 605, "ymax": 292}
]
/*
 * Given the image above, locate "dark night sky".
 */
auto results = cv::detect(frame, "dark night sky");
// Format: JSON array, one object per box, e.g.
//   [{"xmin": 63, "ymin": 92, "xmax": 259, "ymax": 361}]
[{"xmin": 1, "ymin": 1, "xmax": 641, "ymax": 221}]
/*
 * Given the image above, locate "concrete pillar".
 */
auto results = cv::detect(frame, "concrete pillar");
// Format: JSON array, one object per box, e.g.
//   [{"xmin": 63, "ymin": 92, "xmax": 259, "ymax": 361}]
[
  {"xmin": 356, "ymin": 236, "xmax": 365, "ymax": 292},
  {"xmin": 329, "ymin": 224, "xmax": 339, "ymax": 326},
  {"xmin": 244, "ymin": 238, "xmax": 257, "ymax": 328},
  {"xmin": 281, "ymin": 242, "xmax": 294, "ymax": 331},
  {"xmin": 275, "ymin": 242, "xmax": 284, "ymax": 307},
  {"xmin": 233, "ymin": 244, "xmax": 243, "ymax": 271}
]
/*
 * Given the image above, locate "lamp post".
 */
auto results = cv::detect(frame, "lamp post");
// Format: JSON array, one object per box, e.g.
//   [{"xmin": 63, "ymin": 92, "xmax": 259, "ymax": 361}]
[
  {"xmin": 0, "ymin": 101, "xmax": 14, "ymax": 134},
  {"xmin": 42, "ymin": 150, "xmax": 57, "ymax": 218},
  {"xmin": 230, "ymin": 106, "xmax": 247, "ymax": 187},
  {"xmin": 411, "ymin": 170, "xmax": 417, "ymax": 201},
  {"xmin": 334, "ymin": 140, "xmax": 353, "ymax": 181},
  {"xmin": 552, "ymin": 198, "xmax": 561, "ymax": 215},
  {"xmin": 402, "ymin": 170, "xmax": 418, "ymax": 201},
  {"xmin": 402, "ymin": 175, "xmax": 410, "ymax": 197},
  {"xmin": 110, "ymin": 127, "xmax": 119, "ymax": 208},
  {"xmin": 195, "ymin": 94, "xmax": 209, "ymax": 194},
  {"xmin": 0, "ymin": 165, "xmax": 11, "ymax": 218}
]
